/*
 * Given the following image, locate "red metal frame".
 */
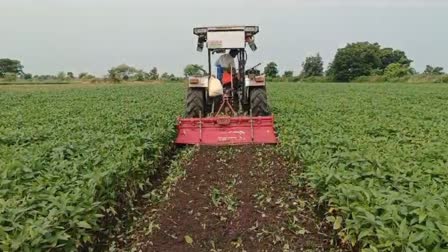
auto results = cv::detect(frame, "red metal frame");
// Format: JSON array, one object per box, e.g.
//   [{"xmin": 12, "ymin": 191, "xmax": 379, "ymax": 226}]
[{"xmin": 175, "ymin": 115, "xmax": 277, "ymax": 145}]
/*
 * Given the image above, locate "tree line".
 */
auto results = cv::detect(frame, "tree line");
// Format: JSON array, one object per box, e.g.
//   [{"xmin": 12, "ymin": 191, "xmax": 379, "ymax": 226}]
[
  {"xmin": 0, "ymin": 60, "xmax": 181, "ymax": 83},
  {"xmin": 1, "ymin": 41, "xmax": 446, "ymax": 83},
  {"xmin": 262, "ymin": 42, "xmax": 446, "ymax": 83}
]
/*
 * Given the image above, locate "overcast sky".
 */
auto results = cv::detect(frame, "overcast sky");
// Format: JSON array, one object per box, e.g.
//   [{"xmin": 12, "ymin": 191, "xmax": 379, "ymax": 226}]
[{"xmin": 1, "ymin": 0, "xmax": 447, "ymax": 76}]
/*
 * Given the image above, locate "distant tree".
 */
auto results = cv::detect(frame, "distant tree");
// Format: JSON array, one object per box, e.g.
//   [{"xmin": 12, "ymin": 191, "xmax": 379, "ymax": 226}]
[
  {"xmin": 384, "ymin": 63, "xmax": 410, "ymax": 79},
  {"xmin": 57, "ymin": 72, "xmax": 66, "ymax": 80},
  {"xmin": 432, "ymin": 66, "xmax": 444, "ymax": 75},
  {"xmin": 78, "ymin": 72, "xmax": 88, "ymax": 79},
  {"xmin": 135, "ymin": 72, "xmax": 144, "ymax": 81},
  {"xmin": 184, "ymin": 64, "xmax": 204, "ymax": 77},
  {"xmin": 108, "ymin": 64, "xmax": 138, "ymax": 82},
  {"xmin": 108, "ymin": 71, "xmax": 121, "ymax": 83},
  {"xmin": 161, "ymin": 72, "xmax": 170, "ymax": 80},
  {"xmin": 34, "ymin": 75, "xmax": 56, "ymax": 81},
  {"xmin": 409, "ymin": 68, "xmax": 418, "ymax": 75},
  {"xmin": 160, "ymin": 72, "xmax": 178, "ymax": 81},
  {"xmin": 327, "ymin": 42, "xmax": 382, "ymax": 82},
  {"xmin": 379, "ymin": 48, "xmax": 412, "ymax": 70},
  {"xmin": 264, "ymin": 62, "xmax": 279, "ymax": 78},
  {"xmin": 148, "ymin": 67, "xmax": 159, "ymax": 80},
  {"xmin": 0, "ymin": 58, "xmax": 24, "ymax": 77},
  {"xmin": 300, "ymin": 53, "xmax": 324, "ymax": 78},
  {"xmin": 134, "ymin": 70, "xmax": 149, "ymax": 81},
  {"xmin": 80, "ymin": 73, "xmax": 95, "ymax": 80},
  {"xmin": 23, "ymin": 73, "xmax": 33, "ymax": 80},
  {"xmin": 327, "ymin": 42, "xmax": 413, "ymax": 82},
  {"xmin": 67, "ymin": 72, "xmax": 75, "ymax": 79},
  {"xmin": 423, "ymin": 65, "xmax": 444, "ymax": 75},
  {"xmin": 168, "ymin": 74, "xmax": 176, "ymax": 81},
  {"xmin": 283, "ymin": 71, "xmax": 294, "ymax": 78}
]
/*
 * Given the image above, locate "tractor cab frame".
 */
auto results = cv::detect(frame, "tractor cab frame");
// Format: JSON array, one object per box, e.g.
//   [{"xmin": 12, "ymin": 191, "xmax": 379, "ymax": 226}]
[
  {"xmin": 189, "ymin": 26, "xmax": 267, "ymax": 114},
  {"xmin": 175, "ymin": 25, "xmax": 277, "ymax": 145}
]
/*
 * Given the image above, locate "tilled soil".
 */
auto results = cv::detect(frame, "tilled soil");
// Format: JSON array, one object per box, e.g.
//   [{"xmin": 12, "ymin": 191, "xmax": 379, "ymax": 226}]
[{"xmin": 118, "ymin": 146, "xmax": 348, "ymax": 252}]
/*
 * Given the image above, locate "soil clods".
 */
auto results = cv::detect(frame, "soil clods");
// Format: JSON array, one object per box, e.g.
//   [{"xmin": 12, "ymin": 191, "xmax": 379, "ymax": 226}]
[{"xmin": 119, "ymin": 146, "xmax": 348, "ymax": 252}]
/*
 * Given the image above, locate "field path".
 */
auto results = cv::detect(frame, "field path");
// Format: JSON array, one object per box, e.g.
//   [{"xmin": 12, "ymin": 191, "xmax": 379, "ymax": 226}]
[{"xmin": 117, "ymin": 146, "xmax": 346, "ymax": 251}]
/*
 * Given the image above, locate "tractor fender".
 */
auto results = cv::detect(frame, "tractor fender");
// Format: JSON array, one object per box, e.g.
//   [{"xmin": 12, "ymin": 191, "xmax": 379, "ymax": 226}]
[
  {"xmin": 188, "ymin": 76, "xmax": 209, "ymax": 88},
  {"xmin": 245, "ymin": 75, "xmax": 266, "ymax": 87}
]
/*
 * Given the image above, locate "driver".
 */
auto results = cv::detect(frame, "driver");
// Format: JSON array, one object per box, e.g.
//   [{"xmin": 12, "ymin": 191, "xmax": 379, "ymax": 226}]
[{"xmin": 215, "ymin": 49, "xmax": 238, "ymax": 83}]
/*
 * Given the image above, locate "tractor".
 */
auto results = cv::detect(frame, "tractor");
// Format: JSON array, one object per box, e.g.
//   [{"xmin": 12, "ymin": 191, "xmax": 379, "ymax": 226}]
[{"xmin": 175, "ymin": 26, "xmax": 277, "ymax": 145}]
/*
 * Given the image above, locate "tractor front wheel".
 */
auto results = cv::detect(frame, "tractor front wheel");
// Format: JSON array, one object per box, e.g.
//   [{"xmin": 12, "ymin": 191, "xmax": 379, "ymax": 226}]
[
  {"xmin": 186, "ymin": 88, "xmax": 205, "ymax": 118},
  {"xmin": 250, "ymin": 87, "xmax": 270, "ymax": 116}
]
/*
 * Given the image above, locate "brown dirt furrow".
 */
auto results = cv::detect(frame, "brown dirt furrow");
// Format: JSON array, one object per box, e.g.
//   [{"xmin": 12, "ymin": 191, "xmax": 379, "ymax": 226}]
[{"xmin": 124, "ymin": 146, "xmax": 349, "ymax": 252}]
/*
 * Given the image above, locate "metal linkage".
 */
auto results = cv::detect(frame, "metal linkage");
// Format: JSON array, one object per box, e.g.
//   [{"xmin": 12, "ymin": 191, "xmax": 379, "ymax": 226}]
[{"xmin": 215, "ymin": 90, "xmax": 237, "ymax": 116}]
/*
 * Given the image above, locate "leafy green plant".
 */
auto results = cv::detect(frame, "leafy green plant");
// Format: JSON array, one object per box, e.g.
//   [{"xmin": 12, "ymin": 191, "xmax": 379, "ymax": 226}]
[
  {"xmin": 272, "ymin": 82, "xmax": 448, "ymax": 251},
  {"xmin": 2, "ymin": 81, "xmax": 448, "ymax": 251},
  {"xmin": 0, "ymin": 83, "xmax": 184, "ymax": 250}
]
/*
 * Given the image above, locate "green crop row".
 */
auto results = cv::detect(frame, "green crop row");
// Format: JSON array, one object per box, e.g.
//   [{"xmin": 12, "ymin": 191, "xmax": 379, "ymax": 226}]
[
  {"xmin": 0, "ymin": 84, "xmax": 184, "ymax": 250},
  {"xmin": 271, "ymin": 83, "xmax": 448, "ymax": 251},
  {"xmin": 2, "ymin": 82, "xmax": 448, "ymax": 251}
]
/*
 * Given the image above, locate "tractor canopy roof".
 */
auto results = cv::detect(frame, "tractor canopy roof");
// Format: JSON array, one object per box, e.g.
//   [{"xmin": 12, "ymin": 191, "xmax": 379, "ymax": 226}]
[{"xmin": 193, "ymin": 26, "xmax": 259, "ymax": 37}]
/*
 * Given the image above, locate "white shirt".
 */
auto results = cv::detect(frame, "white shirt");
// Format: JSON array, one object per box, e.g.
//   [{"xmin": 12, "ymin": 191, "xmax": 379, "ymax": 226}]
[{"xmin": 215, "ymin": 54, "xmax": 235, "ymax": 68}]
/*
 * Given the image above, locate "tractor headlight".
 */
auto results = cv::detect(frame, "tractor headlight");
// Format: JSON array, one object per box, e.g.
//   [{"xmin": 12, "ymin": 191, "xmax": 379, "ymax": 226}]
[
  {"xmin": 245, "ymin": 26, "xmax": 259, "ymax": 33},
  {"xmin": 194, "ymin": 27, "xmax": 207, "ymax": 35}
]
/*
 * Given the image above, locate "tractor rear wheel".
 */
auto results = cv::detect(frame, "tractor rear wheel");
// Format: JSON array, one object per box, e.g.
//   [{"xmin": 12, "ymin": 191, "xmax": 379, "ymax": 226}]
[
  {"xmin": 186, "ymin": 88, "xmax": 205, "ymax": 118},
  {"xmin": 250, "ymin": 87, "xmax": 270, "ymax": 116}
]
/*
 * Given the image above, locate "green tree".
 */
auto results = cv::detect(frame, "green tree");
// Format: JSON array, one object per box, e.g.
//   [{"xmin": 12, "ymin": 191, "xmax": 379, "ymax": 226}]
[
  {"xmin": 23, "ymin": 73, "xmax": 33, "ymax": 80},
  {"xmin": 184, "ymin": 64, "xmax": 204, "ymax": 77},
  {"xmin": 148, "ymin": 67, "xmax": 159, "ymax": 80},
  {"xmin": 57, "ymin": 72, "xmax": 66, "ymax": 80},
  {"xmin": 300, "ymin": 53, "xmax": 324, "ymax": 78},
  {"xmin": 34, "ymin": 75, "xmax": 56, "ymax": 81},
  {"xmin": 108, "ymin": 71, "xmax": 121, "ymax": 83},
  {"xmin": 378, "ymin": 48, "xmax": 412, "ymax": 70},
  {"xmin": 264, "ymin": 62, "xmax": 278, "ymax": 78},
  {"xmin": 168, "ymin": 74, "xmax": 176, "ymax": 81},
  {"xmin": 108, "ymin": 64, "xmax": 138, "ymax": 82},
  {"xmin": 160, "ymin": 73, "xmax": 178, "ymax": 81},
  {"xmin": 423, "ymin": 65, "xmax": 444, "ymax": 75},
  {"xmin": 160, "ymin": 72, "xmax": 170, "ymax": 80},
  {"xmin": 0, "ymin": 59, "xmax": 23, "ymax": 77},
  {"xmin": 67, "ymin": 72, "xmax": 75, "ymax": 79},
  {"xmin": 328, "ymin": 42, "xmax": 413, "ymax": 81},
  {"xmin": 283, "ymin": 71, "xmax": 294, "ymax": 78},
  {"xmin": 327, "ymin": 42, "xmax": 382, "ymax": 82},
  {"xmin": 384, "ymin": 63, "xmax": 410, "ymax": 79},
  {"xmin": 82, "ymin": 74, "xmax": 95, "ymax": 80},
  {"xmin": 78, "ymin": 72, "xmax": 88, "ymax": 79},
  {"xmin": 134, "ymin": 70, "xmax": 149, "ymax": 81}
]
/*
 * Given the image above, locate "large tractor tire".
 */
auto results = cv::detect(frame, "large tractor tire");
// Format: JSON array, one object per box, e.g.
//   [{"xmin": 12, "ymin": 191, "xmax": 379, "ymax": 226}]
[
  {"xmin": 250, "ymin": 87, "xmax": 270, "ymax": 116},
  {"xmin": 186, "ymin": 88, "xmax": 205, "ymax": 118}
]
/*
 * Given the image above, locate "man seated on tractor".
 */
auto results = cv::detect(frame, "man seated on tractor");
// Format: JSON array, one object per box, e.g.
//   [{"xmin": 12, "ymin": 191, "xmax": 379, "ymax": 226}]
[{"xmin": 215, "ymin": 49, "xmax": 238, "ymax": 86}]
